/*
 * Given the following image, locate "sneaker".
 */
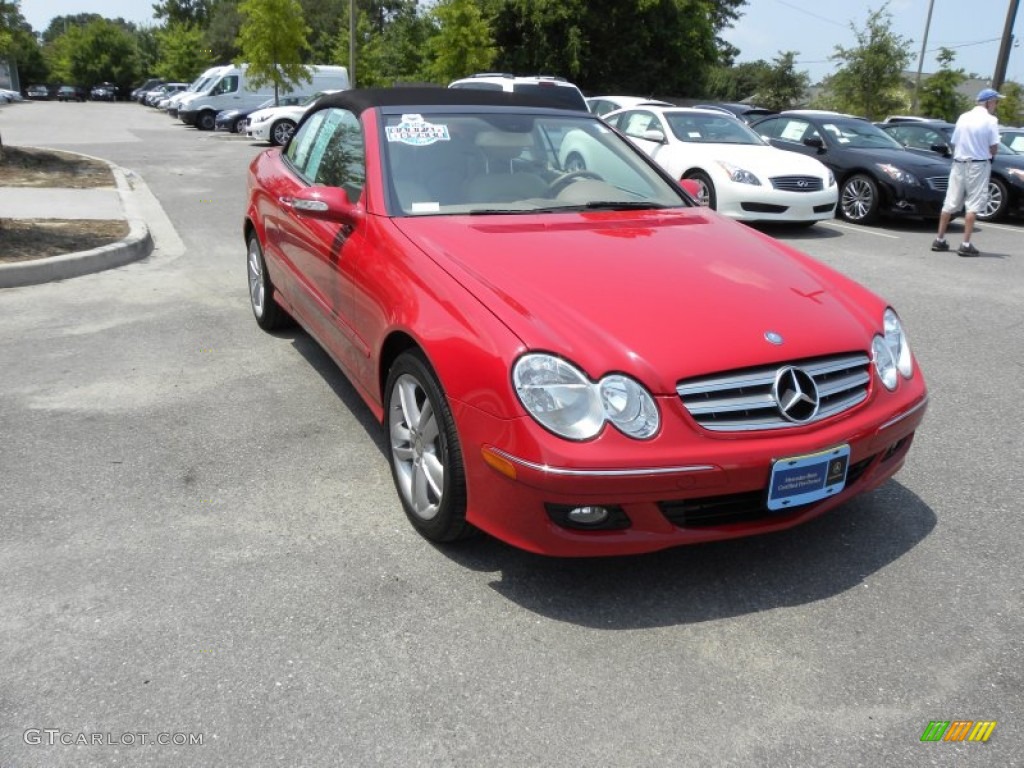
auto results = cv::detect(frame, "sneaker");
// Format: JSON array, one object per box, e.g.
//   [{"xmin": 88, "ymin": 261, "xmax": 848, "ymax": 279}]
[
  {"xmin": 931, "ymin": 238, "xmax": 949, "ymax": 252},
  {"xmin": 958, "ymin": 242, "xmax": 980, "ymax": 257}
]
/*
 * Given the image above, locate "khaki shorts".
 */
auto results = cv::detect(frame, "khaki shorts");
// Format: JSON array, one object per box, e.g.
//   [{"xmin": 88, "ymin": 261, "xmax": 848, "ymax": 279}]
[{"xmin": 942, "ymin": 161, "xmax": 990, "ymax": 214}]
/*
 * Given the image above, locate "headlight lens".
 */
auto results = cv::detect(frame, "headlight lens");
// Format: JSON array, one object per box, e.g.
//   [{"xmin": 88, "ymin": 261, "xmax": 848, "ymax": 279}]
[
  {"xmin": 872, "ymin": 335, "xmax": 898, "ymax": 391},
  {"xmin": 513, "ymin": 354, "xmax": 659, "ymax": 440},
  {"xmin": 876, "ymin": 163, "xmax": 919, "ymax": 186},
  {"xmin": 598, "ymin": 375, "xmax": 660, "ymax": 438},
  {"xmin": 883, "ymin": 307, "xmax": 914, "ymax": 378},
  {"xmin": 716, "ymin": 161, "xmax": 760, "ymax": 186}
]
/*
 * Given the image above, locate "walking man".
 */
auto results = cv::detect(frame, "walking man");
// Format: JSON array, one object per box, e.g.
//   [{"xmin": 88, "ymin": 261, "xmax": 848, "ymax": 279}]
[{"xmin": 931, "ymin": 88, "xmax": 1003, "ymax": 257}]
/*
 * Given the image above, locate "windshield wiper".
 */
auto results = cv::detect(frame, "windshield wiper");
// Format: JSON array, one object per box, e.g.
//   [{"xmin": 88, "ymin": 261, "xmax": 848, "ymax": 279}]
[{"xmin": 565, "ymin": 201, "xmax": 673, "ymax": 211}]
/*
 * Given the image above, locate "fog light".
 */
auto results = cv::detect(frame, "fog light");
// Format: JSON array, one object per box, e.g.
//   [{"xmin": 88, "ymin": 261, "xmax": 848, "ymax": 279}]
[
  {"xmin": 545, "ymin": 503, "xmax": 631, "ymax": 530},
  {"xmin": 567, "ymin": 506, "xmax": 610, "ymax": 525}
]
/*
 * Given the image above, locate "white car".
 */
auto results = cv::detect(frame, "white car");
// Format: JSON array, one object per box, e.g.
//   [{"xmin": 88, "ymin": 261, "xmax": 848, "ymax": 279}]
[
  {"xmin": 586, "ymin": 95, "xmax": 673, "ymax": 116},
  {"xmin": 0, "ymin": 88, "xmax": 24, "ymax": 103},
  {"xmin": 597, "ymin": 105, "xmax": 838, "ymax": 225},
  {"xmin": 246, "ymin": 90, "xmax": 340, "ymax": 145}
]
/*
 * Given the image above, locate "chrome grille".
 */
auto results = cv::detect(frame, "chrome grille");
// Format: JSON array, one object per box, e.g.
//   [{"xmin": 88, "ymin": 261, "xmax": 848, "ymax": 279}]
[
  {"xmin": 770, "ymin": 176, "xmax": 824, "ymax": 192},
  {"xmin": 676, "ymin": 353, "xmax": 871, "ymax": 432},
  {"xmin": 926, "ymin": 176, "xmax": 948, "ymax": 192}
]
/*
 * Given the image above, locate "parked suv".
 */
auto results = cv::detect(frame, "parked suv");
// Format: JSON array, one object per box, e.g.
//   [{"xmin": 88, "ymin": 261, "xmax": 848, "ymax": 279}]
[{"xmin": 448, "ymin": 73, "xmax": 588, "ymax": 111}]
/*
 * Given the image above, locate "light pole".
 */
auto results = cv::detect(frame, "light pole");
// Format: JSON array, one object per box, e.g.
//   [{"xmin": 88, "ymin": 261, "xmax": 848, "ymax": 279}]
[
  {"xmin": 992, "ymin": 0, "xmax": 1020, "ymax": 89},
  {"xmin": 349, "ymin": 0, "xmax": 356, "ymax": 88},
  {"xmin": 912, "ymin": 0, "xmax": 936, "ymax": 113}
]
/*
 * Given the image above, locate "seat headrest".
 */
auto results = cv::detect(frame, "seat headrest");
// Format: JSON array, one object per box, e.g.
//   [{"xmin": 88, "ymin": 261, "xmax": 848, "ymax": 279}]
[{"xmin": 475, "ymin": 131, "xmax": 534, "ymax": 149}]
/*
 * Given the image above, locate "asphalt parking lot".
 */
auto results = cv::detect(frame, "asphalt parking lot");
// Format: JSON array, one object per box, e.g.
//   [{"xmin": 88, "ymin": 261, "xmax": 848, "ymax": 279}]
[{"xmin": 1, "ymin": 101, "xmax": 1022, "ymax": 767}]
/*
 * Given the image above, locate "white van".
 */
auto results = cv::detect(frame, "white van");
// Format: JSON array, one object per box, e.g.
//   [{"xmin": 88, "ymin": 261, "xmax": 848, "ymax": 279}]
[
  {"xmin": 179, "ymin": 64, "xmax": 349, "ymax": 130},
  {"xmin": 166, "ymin": 65, "xmax": 231, "ymax": 118}
]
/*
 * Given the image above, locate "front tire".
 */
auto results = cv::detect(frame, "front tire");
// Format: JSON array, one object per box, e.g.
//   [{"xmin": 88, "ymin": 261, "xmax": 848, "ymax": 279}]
[
  {"xmin": 247, "ymin": 233, "xmax": 289, "ymax": 330},
  {"xmin": 385, "ymin": 350, "xmax": 471, "ymax": 543},
  {"xmin": 196, "ymin": 111, "xmax": 216, "ymax": 131},
  {"xmin": 978, "ymin": 176, "xmax": 1008, "ymax": 221},
  {"xmin": 270, "ymin": 120, "xmax": 296, "ymax": 146},
  {"xmin": 839, "ymin": 174, "xmax": 880, "ymax": 223},
  {"xmin": 683, "ymin": 170, "xmax": 717, "ymax": 209}
]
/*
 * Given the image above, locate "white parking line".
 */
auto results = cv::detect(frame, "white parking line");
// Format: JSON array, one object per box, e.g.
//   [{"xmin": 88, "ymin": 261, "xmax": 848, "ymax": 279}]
[
  {"xmin": 979, "ymin": 222, "xmax": 1021, "ymax": 233},
  {"xmin": 822, "ymin": 221, "xmax": 900, "ymax": 239}
]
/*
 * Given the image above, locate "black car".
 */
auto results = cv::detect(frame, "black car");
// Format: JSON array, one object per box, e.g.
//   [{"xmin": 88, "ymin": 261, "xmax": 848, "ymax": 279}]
[
  {"xmin": 750, "ymin": 111, "xmax": 952, "ymax": 224},
  {"xmin": 214, "ymin": 95, "xmax": 304, "ymax": 134},
  {"xmin": 90, "ymin": 82, "xmax": 118, "ymax": 101},
  {"xmin": 57, "ymin": 85, "xmax": 86, "ymax": 102},
  {"xmin": 876, "ymin": 119, "xmax": 1024, "ymax": 221},
  {"xmin": 695, "ymin": 102, "xmax": 777, "ymax": 125},
  {"xmin": 26, "ymin": 84, "xmax": 51, "ymax": 100}
]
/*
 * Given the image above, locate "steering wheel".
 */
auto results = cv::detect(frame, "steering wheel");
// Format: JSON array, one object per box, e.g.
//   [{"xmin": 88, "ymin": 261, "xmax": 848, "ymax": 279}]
[{"xmin": 548, "ymin": 170, "xmax": 604, "ymax": 196}]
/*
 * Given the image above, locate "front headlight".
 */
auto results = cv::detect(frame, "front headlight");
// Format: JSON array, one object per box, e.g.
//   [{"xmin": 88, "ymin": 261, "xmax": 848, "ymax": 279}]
[
  {"xmin": 513, "ymin": 354, "xmax": 660, "ymax": 440},
  {"xmin": 716, "ymin": 161, "xmax": 761, "ymax": 186},
  {"xmin": 883, "ymin": 307, "xmax": 913, "ymax": 378},
  {"xmin": 872, "ymin": 335, "xmax": 898, "ymax": 391},
  {"xmin": 876, "ymin": 163, "xmax": 920, "ymax": 186},
  {"xmin": 827, "ymin": 169, "xmax": 836, "ymax": 187}
]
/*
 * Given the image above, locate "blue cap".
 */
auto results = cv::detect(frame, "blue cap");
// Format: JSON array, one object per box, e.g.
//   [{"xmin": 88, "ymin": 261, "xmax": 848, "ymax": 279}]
[{"xmin": 977, "ymin": 88, "xmax": 1004, "ymax": 102}]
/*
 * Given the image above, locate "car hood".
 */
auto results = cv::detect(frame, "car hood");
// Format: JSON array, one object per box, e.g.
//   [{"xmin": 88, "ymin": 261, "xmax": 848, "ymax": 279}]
[
  {"xmin": 391, "ymin": 210, "xmax": 883, "ymax": 392},
  {"xmin": 692, "ymin": 143, "xmax": 831, "ymax": 178},
  {"xmin": 841, "ymin": 146, "xmax": 950, "ymax": 175}
]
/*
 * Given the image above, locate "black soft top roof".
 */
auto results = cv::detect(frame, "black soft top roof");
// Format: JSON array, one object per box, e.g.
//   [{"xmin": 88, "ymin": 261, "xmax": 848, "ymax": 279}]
[{"xmin": 310, "ymin": 86, "xmax": 570, "ymax": 117}]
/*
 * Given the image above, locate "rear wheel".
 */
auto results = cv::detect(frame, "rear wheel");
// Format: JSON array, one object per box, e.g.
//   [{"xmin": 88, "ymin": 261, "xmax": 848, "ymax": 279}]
[
  {"xmin": 385, "ymin": 351, "xmax": 472, "ymax": 543},
  {"xmin": 233, "ymin": 116, "xmax": 247, "ymax": 134},
  {"xmin": 270, "ymin": 119, "xmax": 296, "ymax": 146},
  {"xmin": 839, "ymin": 174, "xmax": 880, "ymax": 224},
  {"xmin": 978, "ymin": 177, "xmax": 1008, "ymax": 221},
  {"xmin": 247, "ymin": 233, "xmax": 290, "ymax": 331}
]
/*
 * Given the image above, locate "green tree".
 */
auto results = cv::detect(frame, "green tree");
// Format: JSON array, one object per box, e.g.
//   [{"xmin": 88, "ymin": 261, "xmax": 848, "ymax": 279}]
[
  {"xmin": 41, "ymin": 14, "xmax": 103, "ymax": 44},
  {"xmin": 489, "ymin": 0, "xmax": 740, "ymax": 96},
  {"xmin": 753, "ymin": 51, "xmax": 809, "ymax": 110},
  {"xmin": 995, "ymin": 80, "xmax": 1022, "ymax": 126},
  {"xmin": 156, "ymin": 22, "xmax": 212, "ymax": 81},
  {"xmin": 424, "ymin": 0, "xmax": 495, "ymax": 83},
  {"xmin": 152, "ymin": 0, "xmax": 213, "ymax": 25},
  {"xmin": 918, "ymin": 48, "xmax": 969, "ymax": 122},
  {"xmin": 332, "ymin": 3, "xmax": 431, "ymax": 87},
  {"xmin": 236, "ymin": 0, "xmax": 311, "ymax": 102},
  {"xmin": 825, "ymin": 5, "xmax": 911, "ymax": 120},
  {"xmin": 706, "ymin": 60, "xmax": 772, "ymax": 102},
  {"xmin": 45, "ymin": 19, "xmax": 142, "ymax": 93},
  {"xmin": 206, "ymin": 0, "xmax": 242, "ymax": 62}
]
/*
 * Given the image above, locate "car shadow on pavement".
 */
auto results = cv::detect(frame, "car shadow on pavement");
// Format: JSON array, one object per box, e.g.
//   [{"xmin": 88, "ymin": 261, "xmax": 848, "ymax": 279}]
[
  {"xmin": 440, "ymin": 481, "xmax": 936, "ymax": 629},
  {"xmin": 750, "ymin": 222, "xmax": 844, "ymax": 240},
  {"xmin": 287, "ymin": 330, "xmax": 389, "ymax": 456}
]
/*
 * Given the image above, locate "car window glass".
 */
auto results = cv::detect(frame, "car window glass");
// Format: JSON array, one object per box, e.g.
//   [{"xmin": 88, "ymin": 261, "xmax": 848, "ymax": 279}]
[
  {"xmin": 308, "ymin": 109, "xmax": 365, "ymax": 202},
  {"xmin": 285, "ymin": 110, "xmax": 329, "ymax": 173},
  {"xmin": 776, "ymin": 119, "xmax": 812, "ymax": 143},
  {"xmin": 621, "ymin": 111, "xmax": 657, "ymax": 137},
  {"xmin": 665, "ymin": 114, "xmax": 763, "ymax": 145},
  {"xmin": 211, "ymin": 75, "xmax": 238, "ymax": 95}
]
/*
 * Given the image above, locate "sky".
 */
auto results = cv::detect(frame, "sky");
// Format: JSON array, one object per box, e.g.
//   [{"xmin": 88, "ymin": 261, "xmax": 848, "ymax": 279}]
[{"xmin": 16, "ymin": 0, "xmax": 1024, "ymax": 86}]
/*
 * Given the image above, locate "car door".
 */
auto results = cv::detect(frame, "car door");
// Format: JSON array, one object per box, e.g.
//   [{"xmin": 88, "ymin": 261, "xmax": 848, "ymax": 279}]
[{"xmin": 274, "ymin": 107, "xmax": 368, "ymax": 371}]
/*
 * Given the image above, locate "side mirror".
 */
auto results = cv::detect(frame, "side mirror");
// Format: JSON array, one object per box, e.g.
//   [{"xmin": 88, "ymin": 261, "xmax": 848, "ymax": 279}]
[
  {"xmin": 639, "ymin": 129, "xmax": 666, "ymax": 143},
  {"xmin": 803, "ymin": 136, "xmax": 825, "ymax": 149},
  {"xmin": 289, "ymin": 186, "xmax": 364, "ymax": 227},
  {"xmin": 931, "ymin": 143, "xmax": 951, "ymax": 157},
  {"xmin": 680, "ymin": 178, "xmax": 701, "ymax": 198}
]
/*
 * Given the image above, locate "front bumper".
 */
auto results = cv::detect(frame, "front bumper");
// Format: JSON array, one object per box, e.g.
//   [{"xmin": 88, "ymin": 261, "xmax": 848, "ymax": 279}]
[
  {"xmin": 452, "ymin": 378, "xmax": 928, "ymax": 557},
  {"xmin": 717, "ymin": 186, "xmax": 838, "ymax": 223},
  {"xmin": 880, "ymin": 178, "xmax": 947, "ymax": 218},
  {"xmin": 246, "ymin": 120, "xmax": 273, "ymax": 141},
  {"xmin": 178, "ymin": 108, "xmax": 198, "ymax": 125}
]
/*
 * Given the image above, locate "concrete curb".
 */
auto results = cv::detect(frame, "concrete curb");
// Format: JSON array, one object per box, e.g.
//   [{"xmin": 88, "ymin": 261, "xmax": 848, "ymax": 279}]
[{"xmin": 0, "ymin": 156, "xmax": 154, "ymax": 289}]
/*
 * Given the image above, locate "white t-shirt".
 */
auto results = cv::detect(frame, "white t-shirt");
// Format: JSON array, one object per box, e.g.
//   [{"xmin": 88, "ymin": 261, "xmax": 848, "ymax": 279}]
[{"xmin": 951, "ymin": 105, "xmax": 1000, "ymax": 161}]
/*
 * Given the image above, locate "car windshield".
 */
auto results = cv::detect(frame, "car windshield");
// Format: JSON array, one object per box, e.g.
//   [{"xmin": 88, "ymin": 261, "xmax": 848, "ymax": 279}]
[
  {"xmin": 821, "ymin": 120, "xmax": 905, "ymax": 149},
  {"xmin": 380, "ymin": 111, "xmax": 686, "ymax": 216},
  {"xmin": 664, "ymin": 113, "xmax": 766, "ymax": 145}
]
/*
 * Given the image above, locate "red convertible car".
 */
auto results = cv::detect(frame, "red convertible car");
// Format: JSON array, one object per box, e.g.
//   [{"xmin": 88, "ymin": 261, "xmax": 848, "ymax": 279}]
[{"xmin": 245, "ymin": 88, "xmax": 928, "ymax": 557}]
